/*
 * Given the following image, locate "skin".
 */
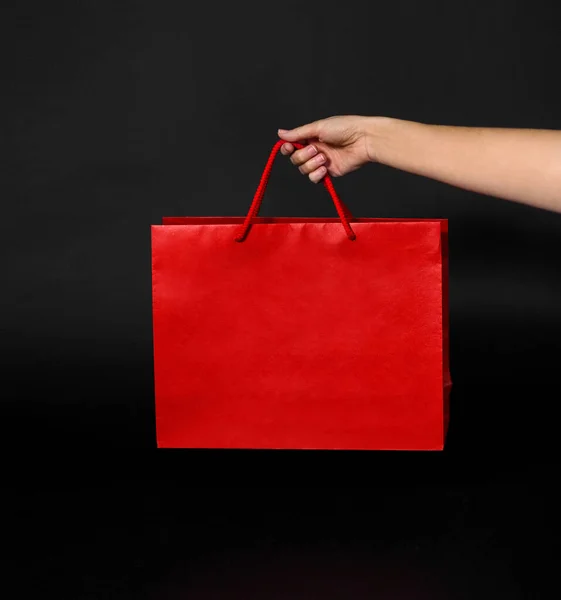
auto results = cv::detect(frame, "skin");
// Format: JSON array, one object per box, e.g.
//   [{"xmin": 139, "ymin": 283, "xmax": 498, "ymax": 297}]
[{"xmin": 278, "ymin": 115, "xmax": 561, "ymax": 214}]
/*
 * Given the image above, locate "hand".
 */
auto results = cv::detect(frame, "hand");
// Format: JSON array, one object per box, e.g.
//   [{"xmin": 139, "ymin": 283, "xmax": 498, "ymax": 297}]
[{"xmin": 278, "ymin": 115, "xmax": 374, "ymax": 183}]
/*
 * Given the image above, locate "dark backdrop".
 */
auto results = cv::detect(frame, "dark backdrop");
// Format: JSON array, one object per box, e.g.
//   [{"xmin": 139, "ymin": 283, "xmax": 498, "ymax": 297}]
[{"xmin": 4, "ymin": 1, "xmax": 560, "ymax": 597}]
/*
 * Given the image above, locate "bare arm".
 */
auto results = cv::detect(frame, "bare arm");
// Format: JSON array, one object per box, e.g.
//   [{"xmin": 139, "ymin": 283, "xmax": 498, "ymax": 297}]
[
  {"xmin": 367, "ymin": 117, "xmax": 561, "ymax": 212},
  {"xmin": 278, "ymin": 115, "xmax": 561, "ymax": 213}
]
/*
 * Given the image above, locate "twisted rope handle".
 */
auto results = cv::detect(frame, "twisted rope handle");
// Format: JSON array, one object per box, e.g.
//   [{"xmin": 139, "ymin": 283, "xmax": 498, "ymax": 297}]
[{"xmin": 234, "ymin": 140, "xmax": 356, "ymax": 242}]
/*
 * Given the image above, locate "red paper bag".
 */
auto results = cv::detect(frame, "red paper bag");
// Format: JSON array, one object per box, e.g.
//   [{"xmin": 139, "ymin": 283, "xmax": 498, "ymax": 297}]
[{"xmin": 152, "ymin": 141, "xmax": 451, "ymax": 450}]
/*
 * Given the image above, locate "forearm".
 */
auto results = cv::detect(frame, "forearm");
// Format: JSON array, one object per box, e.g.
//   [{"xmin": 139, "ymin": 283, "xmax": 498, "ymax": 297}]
[{"xmin": 365, "ymin": 117, "xmax": 561, "ymax": 213}]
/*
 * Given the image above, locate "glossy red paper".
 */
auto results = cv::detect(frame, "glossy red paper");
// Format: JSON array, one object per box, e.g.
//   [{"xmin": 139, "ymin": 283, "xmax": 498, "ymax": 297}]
[{"xmin": 152, "ymin": 140, "xmax": 450, "ymax": 450}]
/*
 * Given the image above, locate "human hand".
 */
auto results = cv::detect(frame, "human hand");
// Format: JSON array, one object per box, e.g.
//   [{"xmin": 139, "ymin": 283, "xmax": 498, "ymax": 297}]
[{"xmin": 278, "ymin": 115, "xmax": 375, "ymax": 183}]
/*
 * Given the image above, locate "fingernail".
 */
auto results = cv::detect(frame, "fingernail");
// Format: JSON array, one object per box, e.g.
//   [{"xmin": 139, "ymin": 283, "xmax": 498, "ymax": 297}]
[{"xmin": 307, "ymin": 145, "xmax": 317, "ymax": 155}]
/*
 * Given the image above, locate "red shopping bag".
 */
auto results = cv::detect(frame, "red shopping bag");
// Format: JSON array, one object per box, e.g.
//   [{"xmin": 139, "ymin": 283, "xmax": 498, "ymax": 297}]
[{"xmin": 151, "ymin": 140, "xmax": 451, "ymax": 450}]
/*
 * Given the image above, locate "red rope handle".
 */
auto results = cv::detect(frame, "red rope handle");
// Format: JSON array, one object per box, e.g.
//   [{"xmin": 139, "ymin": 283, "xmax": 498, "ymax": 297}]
[{"xmin": 234, "ymin": 140, "xmax": 356, "ymax": 242}]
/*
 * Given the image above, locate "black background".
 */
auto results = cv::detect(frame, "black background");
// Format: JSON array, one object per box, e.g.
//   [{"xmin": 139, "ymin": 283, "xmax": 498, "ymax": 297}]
[{"xmin": 4, "ymin": 1, "xmax": 560, "ymax": 597}]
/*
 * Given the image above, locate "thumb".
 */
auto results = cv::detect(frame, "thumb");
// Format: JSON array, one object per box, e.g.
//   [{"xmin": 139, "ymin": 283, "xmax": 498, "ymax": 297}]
[{"xmin": 278, "ymin": 121, "xmax": 321, "ymax": 142}]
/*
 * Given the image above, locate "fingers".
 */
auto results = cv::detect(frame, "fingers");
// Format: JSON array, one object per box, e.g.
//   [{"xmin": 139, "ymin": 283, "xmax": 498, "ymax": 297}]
[
  {"xmin": 280, "ymin": 142, "xmax": 328, "ymax": 183},
  {"xmin": 297, "ymin": 151, "xmax": 326, "ymax": 174},
  {"xmin": 280, "ymin": 140, "xmax": 310, "ymax": 156},
  {"xmin": 289, "ymin": 143, "xmax": 319, "ymax": 166},
  {"xmin": 308, "ymin": 166, "xmax": 327, "ymax": 183},
  {"xmin": 280, "ymin": 142, "xmax": 294, "ymax": 156},
  {"xmin": 278, "ymin": 121, "xmax": 321, "ymax": 142},
  {"xmin": 292, "ymin": 146, "xmax": 327, "ymax": 177}
]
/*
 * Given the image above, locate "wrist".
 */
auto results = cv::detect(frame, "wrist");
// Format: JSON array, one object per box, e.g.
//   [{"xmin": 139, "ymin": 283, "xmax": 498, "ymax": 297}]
[{"xmin": 362, "ymin": 116, "xmax": 396, "ymax": 164}]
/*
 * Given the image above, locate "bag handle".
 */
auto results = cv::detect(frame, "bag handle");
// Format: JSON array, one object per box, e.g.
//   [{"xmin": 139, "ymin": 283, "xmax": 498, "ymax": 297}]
[{"xmin": 234, "ymin": 140, "xmax": 356, "ymax": 242}]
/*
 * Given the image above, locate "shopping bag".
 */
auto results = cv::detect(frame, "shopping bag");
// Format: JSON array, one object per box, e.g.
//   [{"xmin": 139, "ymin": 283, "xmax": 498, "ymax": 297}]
[{"xmin": 151, "ymin": 140, "xmax": 451, "ymax": 450}]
